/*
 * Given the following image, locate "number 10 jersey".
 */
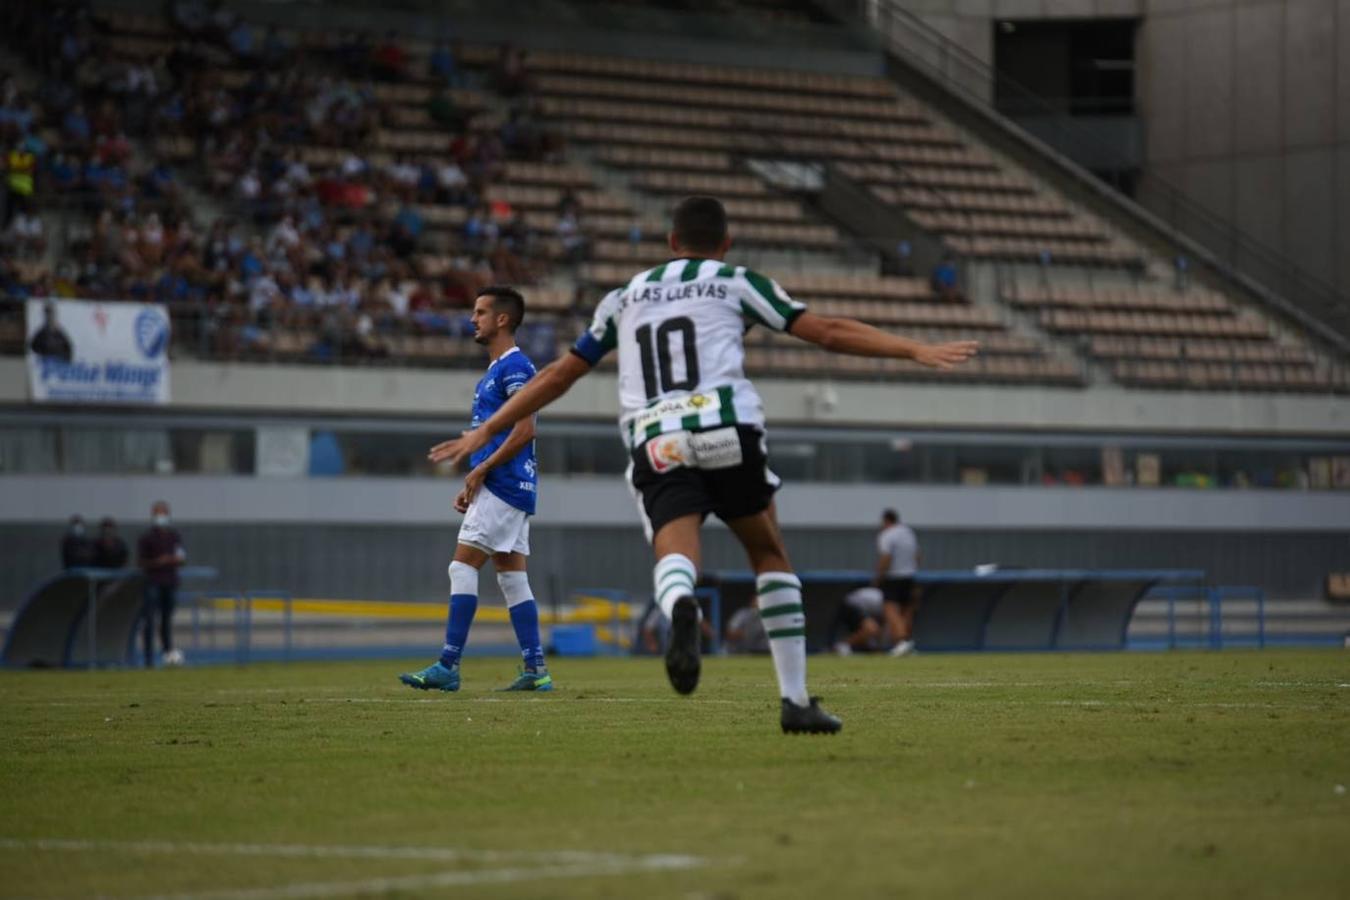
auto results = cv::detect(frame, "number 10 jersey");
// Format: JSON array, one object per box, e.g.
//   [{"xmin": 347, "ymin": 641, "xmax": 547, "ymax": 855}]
[{"xmin": 570, "ymin": 257, "xmax": 806, "ymax": 448}]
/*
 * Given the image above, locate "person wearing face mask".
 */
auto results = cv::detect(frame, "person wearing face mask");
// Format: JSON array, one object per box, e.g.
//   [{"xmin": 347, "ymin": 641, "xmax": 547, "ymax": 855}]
[
  {"xmin": 137, "ymin": 501, "xmax": 187, "ymax": 667},
  {"xmin": 94, "ymin": 517, "xmax": 129, "ymax": 570},
  {"xmin": 61, "ymin": 514, "xmax": 96, "ymax": 570}
]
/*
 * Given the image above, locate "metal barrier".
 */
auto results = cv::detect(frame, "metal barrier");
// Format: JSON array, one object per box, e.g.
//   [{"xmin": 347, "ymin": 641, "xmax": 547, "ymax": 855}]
[
  {"xmin": 1146, "ymin": 584, "xmax": 1267, "ymax": 650},
  {"xmin": 180, "ymin": 589, "xmax": 295, "ymax": 664},
  {"xmin": 246, "ymin": 590, "xmax": 295, "ymax": 662},
  {"xmin": 2, "ymin": 566, "xmax": 218, "ymax": 669}
]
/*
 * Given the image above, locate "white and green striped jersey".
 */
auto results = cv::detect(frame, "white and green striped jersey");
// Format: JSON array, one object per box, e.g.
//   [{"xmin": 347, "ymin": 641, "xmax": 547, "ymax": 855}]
[{"xmin": 570, "ymin": 257, "xmax": 806, "ymax": 447}]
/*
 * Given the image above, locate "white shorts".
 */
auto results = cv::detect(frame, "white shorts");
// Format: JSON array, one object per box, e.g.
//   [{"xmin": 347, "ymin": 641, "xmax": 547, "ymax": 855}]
[{"xmin": 458, "ymin": 488, "xmax": 530, "ymax": 556}]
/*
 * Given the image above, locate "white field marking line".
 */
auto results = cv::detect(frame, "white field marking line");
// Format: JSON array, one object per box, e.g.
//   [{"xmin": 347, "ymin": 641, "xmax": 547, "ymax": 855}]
[
  {"xmin": 0, "ymin": 837, "xmax": 698, "ymax": 866},
  {"xmin": 1254, "ymin": 681, "xmax": 1350, "ymax": 689},
  {"xmin": 857, "ymin": 680, "xmax": 1345, "ymax": 692},
  {"xmin": 142, "ymin": 860, "xmax": 694, "ymax": 900},
  {"xmin": 309, "ymin": 696, "xmax": 745, "ymax": 705},
  {"xmin": 1038, "ymin": 699, "xmax": 1330, "ymax": 710},
  {"xmin": 33, "ymin": 696, "xmax": 748, "ymax": 708},
  {"xmin": 827, "ymin": 680, "xmax": 1147, "ymax": 689},
  {"xmin": 0, "ymin": 838, "xmax": 709, "ymax": 900}
]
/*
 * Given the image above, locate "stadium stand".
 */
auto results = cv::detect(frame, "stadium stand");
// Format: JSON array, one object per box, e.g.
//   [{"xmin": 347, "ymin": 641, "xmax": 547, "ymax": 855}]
[{"xmin": 0, "ymin": 0, "xmax": 1343, "ymax": 394}]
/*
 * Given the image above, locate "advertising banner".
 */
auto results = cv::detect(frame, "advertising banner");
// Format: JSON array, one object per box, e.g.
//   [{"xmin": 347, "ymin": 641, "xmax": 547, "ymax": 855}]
[{"xmin": 25, "ymin": 299, "xmax": 171, "ymax": 404}]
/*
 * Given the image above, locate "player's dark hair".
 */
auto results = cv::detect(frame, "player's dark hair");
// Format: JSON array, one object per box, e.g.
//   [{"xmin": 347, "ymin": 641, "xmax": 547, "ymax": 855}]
[
  {"xmin": 882, "ymin": 509, "xmax": 899, "ymax": 524},
  {"xmin": 672, "ymin": 196, "xmax": 728, "ymax": 254},
  {"xmin": 478, "ymin": 285, "xmax": 525, "ymax": 332}
]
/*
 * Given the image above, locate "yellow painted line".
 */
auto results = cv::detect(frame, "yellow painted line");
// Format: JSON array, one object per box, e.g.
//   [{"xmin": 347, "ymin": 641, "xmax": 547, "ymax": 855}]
[{"xmin": 206, "ymin": 597, "xmax": 634, "ymax": 629}]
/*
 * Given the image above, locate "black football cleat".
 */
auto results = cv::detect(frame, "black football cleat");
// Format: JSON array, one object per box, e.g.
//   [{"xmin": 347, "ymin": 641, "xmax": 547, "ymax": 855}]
[
  {"xmin": 781, "ymin": 697, "xmax": 843, "ymax": 735},
  {"xmin": 664, "ymin": 596, "xmax": 701, "ymax": 695}
]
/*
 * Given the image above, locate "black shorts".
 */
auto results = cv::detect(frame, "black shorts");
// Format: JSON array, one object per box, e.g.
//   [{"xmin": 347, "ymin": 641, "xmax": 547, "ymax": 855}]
[
  {"xmin": 883, "ymin": 577, "xmax": 917, "ymax": 607},
  {"xmin": 837, "ymin": 601, "xmax": 880, "ymax": 633},
  {"xmin": 627, "ymin": 424, "xmax": 780, "ymax": 540}
]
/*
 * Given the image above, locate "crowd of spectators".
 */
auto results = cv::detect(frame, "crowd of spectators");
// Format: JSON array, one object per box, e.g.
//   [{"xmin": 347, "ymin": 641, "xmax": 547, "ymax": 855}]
[{"xmin": 0, "ymin": 1, "xmax": 575, "ymax": 361}]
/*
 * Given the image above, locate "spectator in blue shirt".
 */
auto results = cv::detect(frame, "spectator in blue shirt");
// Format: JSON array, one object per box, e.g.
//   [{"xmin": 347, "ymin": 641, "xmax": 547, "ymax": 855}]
[
  {"xmin": 62, "ymin": 105, "xmax": 91, "ymax": 147},
  {"xmin": 930, "ymin": 253, "xmax": 960, "ymax": 301},
  {"xmin": 48, "ymin": 154, "xmax": 77, "ymax": 192},
  {"xmin": 389, "ymin": 204, "xmax": 423, "ymax": 257},
  {"xmin": 228, "ymin": 21, "xmax": 255, "ymax": 61},
  {"xmin": 429, "ymin": 42, "xmax": 459, "ymax": 86}
]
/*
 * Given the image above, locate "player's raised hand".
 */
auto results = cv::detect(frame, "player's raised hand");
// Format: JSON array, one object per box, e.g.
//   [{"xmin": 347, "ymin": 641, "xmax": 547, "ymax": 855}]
[
  {"xmin": 913, "ymin": 340, "xmax": 980, "ymax": 370},
  {"xmin": 428, "ymin": 429, "xmax": 488, "ymax": 467}
]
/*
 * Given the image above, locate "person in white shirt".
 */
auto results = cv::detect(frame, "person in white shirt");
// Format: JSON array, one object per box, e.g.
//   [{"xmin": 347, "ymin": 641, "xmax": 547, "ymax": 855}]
[
  {"xmin": 875, "ymin": 508, "xmax": 921, "ymax": 656},
  {"xmin": 832, "ymin": 586, "xmax": 886, "ymax": 656}
]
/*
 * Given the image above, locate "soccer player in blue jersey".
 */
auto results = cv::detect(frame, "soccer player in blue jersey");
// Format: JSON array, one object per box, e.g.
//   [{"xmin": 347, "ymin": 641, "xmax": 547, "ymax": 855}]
[{"xmin": 399, "ymin": 286, "xmax": 551, "ymax": 693}]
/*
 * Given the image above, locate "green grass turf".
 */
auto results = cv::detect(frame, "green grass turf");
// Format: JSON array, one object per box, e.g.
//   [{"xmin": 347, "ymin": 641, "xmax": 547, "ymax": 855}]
[{"xmin": 1, "ymin": 650, "xmax": 1347, "ymax": 899}]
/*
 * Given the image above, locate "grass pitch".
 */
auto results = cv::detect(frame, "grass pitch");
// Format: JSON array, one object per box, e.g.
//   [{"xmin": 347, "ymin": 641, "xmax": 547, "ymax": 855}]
[{"xmin": 2, "ymin": 650, "xmax": 1347, "ymax": 899}]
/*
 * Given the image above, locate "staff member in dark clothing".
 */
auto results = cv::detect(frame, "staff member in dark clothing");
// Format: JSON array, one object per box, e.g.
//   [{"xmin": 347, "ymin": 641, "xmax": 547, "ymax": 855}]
[
  {"xmin": 94, "ymin": 517, "xmax": 129, "ymax": 569},
  {"xmin": 137, "ymin": 500, "xmax": 187, "ymax": 667},
  {"xmin": 29, "ymin": 300, "xmax": 74, "ymax": 362},
  {"xmin": 61, "ymin": 515, "xmax": 96, "ymax": 569}
]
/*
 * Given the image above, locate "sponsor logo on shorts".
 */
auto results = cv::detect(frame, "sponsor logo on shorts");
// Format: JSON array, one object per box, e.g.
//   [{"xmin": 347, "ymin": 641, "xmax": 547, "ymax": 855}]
[
  {"xmin": 647, "ymin": 433, "xmax": 689, "ymax": 473},
  {"xmin": 689, "ymin": 427, "xmax": 743, "ymax": 470}
]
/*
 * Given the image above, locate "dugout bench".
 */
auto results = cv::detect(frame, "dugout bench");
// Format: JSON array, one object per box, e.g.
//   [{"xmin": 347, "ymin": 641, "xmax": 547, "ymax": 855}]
[
  {"xmin": 706, "ymin": 569, "xmax": 1206, "ymax": 652},
  {"xmin": 2, "ymin": 566, "xmax": 218, "ymax": 668}
]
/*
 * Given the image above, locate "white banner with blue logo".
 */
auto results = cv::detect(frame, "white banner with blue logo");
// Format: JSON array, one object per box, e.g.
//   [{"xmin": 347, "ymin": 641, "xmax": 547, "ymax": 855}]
[{"xmin": 25, "ymin": 299, "xmax": 171, "ymax": 404}]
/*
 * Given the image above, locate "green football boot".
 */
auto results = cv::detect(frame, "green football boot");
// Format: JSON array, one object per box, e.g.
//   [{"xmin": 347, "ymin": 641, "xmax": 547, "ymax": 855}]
[
  {"xmin": 500, "ymin": 669, "xmax": 553, "ymax": 692},
  {"xmin": 399, "ymin": 661, "xmax": 460, "ymax": 692}
]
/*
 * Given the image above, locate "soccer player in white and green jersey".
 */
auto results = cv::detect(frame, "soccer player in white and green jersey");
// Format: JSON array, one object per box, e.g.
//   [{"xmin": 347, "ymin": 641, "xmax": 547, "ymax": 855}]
[{"xmin": 430, "ymin": 196, "xmax": 978, "ymax": 734}]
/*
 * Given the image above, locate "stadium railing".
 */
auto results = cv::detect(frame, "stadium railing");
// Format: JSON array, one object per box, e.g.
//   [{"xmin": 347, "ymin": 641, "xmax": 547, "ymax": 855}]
[
  {"xmin": 178, "ymin": 588, "xmax": 296, "ymax": 665},
  {"xmin": 829, "ymin": 0, "xmax": 1350, "ymax": 357},
  {"xmin": 1144, "ymin": 584, "xmax": 1270, "ymax": 650},
  {"xmin": 2, "ymin": 566, "xmax": 217, "ymax": 669}
]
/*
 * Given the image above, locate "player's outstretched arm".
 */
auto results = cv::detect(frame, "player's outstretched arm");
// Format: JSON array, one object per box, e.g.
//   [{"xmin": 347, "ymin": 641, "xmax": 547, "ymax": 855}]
[
  {"xmin": 429, "ymin": 352, "xmax": 591, "ymax": 467},
  {"xmin": 788, "ymin": 312, "xmax": 979, "ymax": 369}
]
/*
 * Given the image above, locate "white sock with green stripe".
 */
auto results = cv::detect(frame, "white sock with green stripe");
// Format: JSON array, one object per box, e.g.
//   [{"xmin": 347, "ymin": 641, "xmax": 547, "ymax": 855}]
[
  {"xmin": 654, "ymin": 553, "xmax": 699, "ymax": 620},
  {"xmin": 756, "ymin": 572, "xmax": 809, "ymax": 706}
]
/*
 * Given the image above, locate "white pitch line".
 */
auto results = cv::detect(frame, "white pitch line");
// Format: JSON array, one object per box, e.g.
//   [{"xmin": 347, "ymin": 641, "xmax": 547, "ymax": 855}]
[
  {"xmin": 142, "ymin": 859, "xmax": 700, "ymax": 900},
  {"xmin": 0, "ymin": 838, "xmax": 708, "ymax": 900},
  {"xmin": 1254, "ymin": 681, "xmax": 1350, "ymax": 689},
  {"xmin": 277, "ymin": 696, "xmax": 746, "ymax": 705},
  {"xmin": 0, "ymin": 838, "xmax": 699, "ymax": 867},
  {"xmin": 142, "ymin": 858, "xmax": 691, "ymax": 900},
  {"xmin": 1039, "ymin": 699, "xmax": 1330, "ymax": 710}
]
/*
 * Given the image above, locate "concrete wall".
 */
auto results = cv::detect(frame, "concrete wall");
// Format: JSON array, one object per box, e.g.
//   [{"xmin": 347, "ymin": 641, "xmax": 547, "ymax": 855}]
[
  {"xmin": 2, "ymin": 475, "xmax": 1346, "ymax": 605},
  {"xmin": 5, "ymin": 475, "xmax": 1350, "ymax": 530},
  {"xmin": 864, "ymin": 0, "xmax": 1145, "ymax": 101},
  {"xmin": 2, "ymin": 520, "xmax": 1342, "ymax": 608},
  {"xmin": 1135, "ymin": 0, "xmax": 1350, "ymax": 303},
  {"xmin": 863, "ymin": 1, "xmax": 1346, "ymax": 317},
  {"xmin": 6, "ymin": 358, "xmax": 1349, "ymax": 436}
]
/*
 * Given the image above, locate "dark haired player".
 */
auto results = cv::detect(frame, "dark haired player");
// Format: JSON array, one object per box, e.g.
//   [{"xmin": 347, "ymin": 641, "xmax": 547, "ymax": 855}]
[
  {"xmin": 400, "ymin": 286, "xmax": 551, "ymax": 693},
  {"xmin": 430, "ymin": 198, "xmax": 978, "ymax": 732}
]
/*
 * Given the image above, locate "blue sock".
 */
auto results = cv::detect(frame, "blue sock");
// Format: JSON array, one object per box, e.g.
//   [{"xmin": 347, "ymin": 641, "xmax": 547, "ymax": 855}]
[
  {"xmin": 440, "ymin": 593, "xmax": 478, "ymax": 668},
  {"xmin": 508, "ymin": 600, "xmax": 546, "ymax": 672}
]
